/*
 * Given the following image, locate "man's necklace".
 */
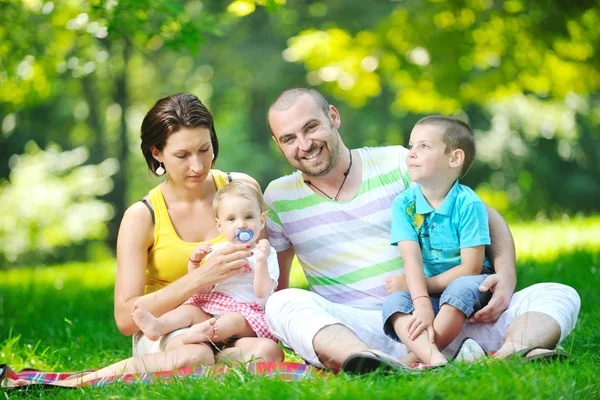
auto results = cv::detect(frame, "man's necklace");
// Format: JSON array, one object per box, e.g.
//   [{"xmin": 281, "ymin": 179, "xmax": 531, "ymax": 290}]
[{"xmin": 303, "ymin": 148, "xmax": 353, "ymax": 201}]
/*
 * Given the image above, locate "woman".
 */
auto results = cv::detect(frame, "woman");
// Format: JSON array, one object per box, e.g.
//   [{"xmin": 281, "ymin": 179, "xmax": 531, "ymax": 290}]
[
  {"xmin": 15, "ymin": 93, "xmax": 282, "ymax": 386},
  {"xmin": 115, "ymin": 92, "xmax": 283, "ymax": 366}
]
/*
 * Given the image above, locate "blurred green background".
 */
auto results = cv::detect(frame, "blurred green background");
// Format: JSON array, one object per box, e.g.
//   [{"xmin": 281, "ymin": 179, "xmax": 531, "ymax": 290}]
[{"xmin": 1, "ymin": 0, "xmax": 598, "ymax": 266}]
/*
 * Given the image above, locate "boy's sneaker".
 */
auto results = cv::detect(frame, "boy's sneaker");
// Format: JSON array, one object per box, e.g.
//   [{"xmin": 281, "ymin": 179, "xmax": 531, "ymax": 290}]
[{"xmin": 452, "ymin": 337, "xmax": 488, "ymax": 363}]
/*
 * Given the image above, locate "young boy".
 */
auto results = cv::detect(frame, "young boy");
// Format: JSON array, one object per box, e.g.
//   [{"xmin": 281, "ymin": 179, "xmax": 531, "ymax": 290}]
[
  {"xmin": 382, "ymin": 116, "xmax": 495, "ymax": 366},
  {"xmin": 133, "ymin": 181, "xmax": 279, "ymax": 344}
]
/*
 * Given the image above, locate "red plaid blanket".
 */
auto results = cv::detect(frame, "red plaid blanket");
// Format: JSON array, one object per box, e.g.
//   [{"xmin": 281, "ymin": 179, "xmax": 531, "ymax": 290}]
[{"xmin": 0, "ymin": 361, "xmax": 326, "ymax": 388}]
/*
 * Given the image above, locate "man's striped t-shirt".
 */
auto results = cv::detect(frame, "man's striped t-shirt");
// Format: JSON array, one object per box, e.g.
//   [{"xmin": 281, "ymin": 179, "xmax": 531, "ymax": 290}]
[{"xmin": 264, "ymin": 146, "xmax": 411, "ymax": 309}]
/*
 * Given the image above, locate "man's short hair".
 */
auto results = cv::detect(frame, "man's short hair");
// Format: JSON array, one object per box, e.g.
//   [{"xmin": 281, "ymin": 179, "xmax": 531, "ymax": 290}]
[
  {"xmin": 267, "ymin": 88, "xmax": 329, "ymax": 134},
  {"xmin": 415, "ymin": 116, "xmax": 476, "ymax": 178},
  {"xmin": 213, "ymin": 181, "xmax": 265, "ymax": 218}
]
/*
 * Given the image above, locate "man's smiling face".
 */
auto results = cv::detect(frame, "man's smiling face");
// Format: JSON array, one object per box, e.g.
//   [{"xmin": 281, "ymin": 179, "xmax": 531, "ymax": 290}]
[{"xmin": 269, "ymin": 94, "xmax": 342, "ymax": 177}]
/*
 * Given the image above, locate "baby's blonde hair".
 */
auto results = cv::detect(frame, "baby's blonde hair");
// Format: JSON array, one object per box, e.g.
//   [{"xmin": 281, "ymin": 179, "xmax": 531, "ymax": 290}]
[{"xmin": 212, "ymin": 181, "xmax": 265, "ymax": 218}]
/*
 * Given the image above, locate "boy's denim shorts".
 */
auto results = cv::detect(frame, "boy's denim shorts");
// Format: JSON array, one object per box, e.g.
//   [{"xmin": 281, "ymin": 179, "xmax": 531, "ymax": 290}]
[{"xmin": 382, "ymin": 274, "xmax": 492, "ymax": 342}]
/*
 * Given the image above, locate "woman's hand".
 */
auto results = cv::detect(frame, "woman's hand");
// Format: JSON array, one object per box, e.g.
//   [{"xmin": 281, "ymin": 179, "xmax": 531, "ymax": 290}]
[{"xmin": 192, "ymin": 243, "xmax": 253, "ymax": 290}]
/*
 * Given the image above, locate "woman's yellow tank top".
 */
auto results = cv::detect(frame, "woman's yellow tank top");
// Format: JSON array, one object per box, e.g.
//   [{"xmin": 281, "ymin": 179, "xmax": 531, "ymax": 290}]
[{"xmin": 144, "ymin": 170, "xmax": 229, "ymax": 294}]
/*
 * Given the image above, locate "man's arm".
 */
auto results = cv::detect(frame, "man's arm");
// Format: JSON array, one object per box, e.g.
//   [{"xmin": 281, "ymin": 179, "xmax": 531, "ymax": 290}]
[
  {"xmin": 469, "ymin": 205, "xmax": 517, "ymax": 323},
  {"xmin": 275, "ymin": 247, "xmax": 296, "ymax": 290}
]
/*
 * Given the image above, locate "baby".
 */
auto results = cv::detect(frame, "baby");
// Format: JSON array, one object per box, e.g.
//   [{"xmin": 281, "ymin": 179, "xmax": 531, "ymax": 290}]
[{"xmin": 133, "ymin": 181, "xmax": 279, "ymax": 344}]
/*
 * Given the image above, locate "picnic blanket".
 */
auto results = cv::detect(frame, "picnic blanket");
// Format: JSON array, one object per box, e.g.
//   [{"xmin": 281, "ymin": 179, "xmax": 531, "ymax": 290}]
[{"xmin": 0, "ymin": 361, "xmax": 326, "ymax": 388}]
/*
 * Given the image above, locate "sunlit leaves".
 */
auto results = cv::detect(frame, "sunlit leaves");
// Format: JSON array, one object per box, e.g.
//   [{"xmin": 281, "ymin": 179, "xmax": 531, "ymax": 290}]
[
  {"xmin": 228, "ymin": 0, "xmax": 256, "ymax": 17},
  {"xmin": 282, "ymin": 0, "xmax": 600, "ymax": 114},
  {"xmin": 284, "ymin": 28, "xmax": 382, "ymax": 106},
  {"xmin": 0, "ymin": 142, "xmax": 117, "ymax": 262}
]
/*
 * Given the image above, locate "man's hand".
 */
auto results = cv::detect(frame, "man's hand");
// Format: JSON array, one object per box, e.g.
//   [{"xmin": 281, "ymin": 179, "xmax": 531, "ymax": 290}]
[
  {"xmin": 469, "ymin": 274, "xmax": 515, "ymax": 323},
  {"xmin": 385, "ymin": 274, "xmax": 408, "ymax": 293}
]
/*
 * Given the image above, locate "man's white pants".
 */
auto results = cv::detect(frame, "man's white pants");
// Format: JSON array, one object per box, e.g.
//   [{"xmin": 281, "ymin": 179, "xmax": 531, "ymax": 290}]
[{"xmin": 265, "ymin": 283, "xmax": 580, "ymax": 367}]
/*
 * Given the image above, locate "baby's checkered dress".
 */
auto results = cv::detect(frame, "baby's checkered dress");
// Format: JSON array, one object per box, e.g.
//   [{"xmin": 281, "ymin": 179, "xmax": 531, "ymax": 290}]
[{"xmin": 184, "ymin": 292, "xmax": 276, "ymax": 341}]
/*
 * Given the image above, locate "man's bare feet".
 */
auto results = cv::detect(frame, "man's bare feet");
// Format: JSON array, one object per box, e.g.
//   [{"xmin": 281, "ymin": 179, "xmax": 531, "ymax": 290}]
[
  {"xmin": 181, "ymin": 318, "xmax": 217, "ymax": 344},
  {"xmin": 493, "ymin": 343, "xmax": 559, "ymax": 360},
  {"xmin": 132, "ymin": 305, "xmax": 162, "ymax": 341}
]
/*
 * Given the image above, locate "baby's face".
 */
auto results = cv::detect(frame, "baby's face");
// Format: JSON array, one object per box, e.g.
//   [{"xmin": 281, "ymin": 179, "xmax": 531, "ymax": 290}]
[{"xmin": 215, "ymin": 194, "xmax": 265, "ymax": 245}]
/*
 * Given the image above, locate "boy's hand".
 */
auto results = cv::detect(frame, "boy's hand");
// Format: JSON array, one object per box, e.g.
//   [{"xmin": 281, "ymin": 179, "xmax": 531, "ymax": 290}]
[
  {"xmin": 385, "ymin": 274, "xmax": 408, "ymax": 293},
  {"xmin": 408, "ymin": 299, "xmax": 435, "ymax": 342},
  {"xmin": 254, "ymin": 239, "xmax": 271, "ymax": 264},
  {"xmin": 188, "ymin": 243, "xmax": 213, "ymax": 270}
]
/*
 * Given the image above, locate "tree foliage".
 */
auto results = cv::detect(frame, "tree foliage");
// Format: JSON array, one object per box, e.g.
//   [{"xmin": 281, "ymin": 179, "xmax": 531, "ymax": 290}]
[
  {"xmin": 283, "ymin": 0, "xmax": 600, "ymax": 217},
  {"xmin": 0, "ymin": 142, "xmax": 116, "ymax": 263},
  {"xmin": 0, "ymin": 0, "xmax": 598, "ymax": 264}
]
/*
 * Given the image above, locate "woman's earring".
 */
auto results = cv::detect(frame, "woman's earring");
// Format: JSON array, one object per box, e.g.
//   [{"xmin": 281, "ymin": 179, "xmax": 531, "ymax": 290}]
[
  {"xmin": 156, "ymin": 162, "xmax": 165, "ymax": 176},
  {"xmin": 211, "ymin": 153, "xmax": 215, "ymax": 160}
]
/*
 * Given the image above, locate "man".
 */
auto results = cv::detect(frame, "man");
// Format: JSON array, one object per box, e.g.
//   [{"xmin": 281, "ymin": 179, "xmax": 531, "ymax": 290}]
[{"xmin": 263, "ymin": 87, "xmax": 580, "ymax": 372}]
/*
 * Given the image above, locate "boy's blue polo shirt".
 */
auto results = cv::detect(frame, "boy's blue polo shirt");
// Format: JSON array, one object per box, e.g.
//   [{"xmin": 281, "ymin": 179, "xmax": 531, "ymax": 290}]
[{"xmin": 390, "ymin": 181, "xmax": 492, "ymax": 277}]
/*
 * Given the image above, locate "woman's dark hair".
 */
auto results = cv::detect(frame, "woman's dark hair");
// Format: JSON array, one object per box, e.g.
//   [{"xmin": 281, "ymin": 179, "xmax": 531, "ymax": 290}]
[{"xmin": 141, "ymin": 93, "xmax": 219, "ymax": 175}]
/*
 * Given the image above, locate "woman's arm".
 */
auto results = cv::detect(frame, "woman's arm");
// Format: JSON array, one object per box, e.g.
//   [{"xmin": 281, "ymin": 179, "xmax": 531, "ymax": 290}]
[
  {"xmin": 114, "ymin": 202, "xmax": 157, "ymax": 336},
  {"xmin": 116, "ymin": 203, "xmax": 214, "ymax": 335}
]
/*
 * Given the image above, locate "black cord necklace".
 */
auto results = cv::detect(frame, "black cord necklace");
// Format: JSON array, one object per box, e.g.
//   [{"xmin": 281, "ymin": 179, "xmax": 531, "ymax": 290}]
[{"xmin": 304, "ymin": 148, "xmax": 353, "ymax": 201}]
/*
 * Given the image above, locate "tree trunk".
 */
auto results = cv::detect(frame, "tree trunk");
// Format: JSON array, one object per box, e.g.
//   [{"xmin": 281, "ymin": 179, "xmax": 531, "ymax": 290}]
[
  {"xmin": 106, "ymin": 39, "xmax": 131, "ymax": 249},
  {"xmin": 81, "ymin": 73, "xmax": 106, "ymax": 164}
]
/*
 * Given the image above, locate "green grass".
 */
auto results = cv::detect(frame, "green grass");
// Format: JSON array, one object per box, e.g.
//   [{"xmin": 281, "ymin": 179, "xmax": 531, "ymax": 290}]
[{"xmin": 1, "ymin": 217, "xmax": 600, "ymax": 399}]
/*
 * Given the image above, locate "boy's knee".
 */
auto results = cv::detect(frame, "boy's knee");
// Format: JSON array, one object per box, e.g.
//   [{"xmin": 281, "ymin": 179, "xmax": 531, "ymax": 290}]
[{"xmin": 444, "ymin": 275, "xmax": 484, "ymax": 299}]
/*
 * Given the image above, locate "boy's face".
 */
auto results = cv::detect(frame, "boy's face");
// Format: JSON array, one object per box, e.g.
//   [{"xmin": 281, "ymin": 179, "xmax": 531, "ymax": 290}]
[
  {"xmin": 215, "ymin": 194, "xmax": 265, "ymax": 245},
  {"xmin": 406, "ymin": 124, "xmax": 458, "ymax": 185}
]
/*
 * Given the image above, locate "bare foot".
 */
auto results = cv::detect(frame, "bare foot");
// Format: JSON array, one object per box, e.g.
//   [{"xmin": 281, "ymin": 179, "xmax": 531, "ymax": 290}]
[
  {"xmin": 493, "ymin": 346, "xmax": 559, "ymax": 360},
  {"xmin": 429, "ymin": 354, "xmax": 449, "ymax": 366},
  {"xmin": 400, "ymin": 351, "xmax": 420, "ymax": 365},
  {"xmin": 132, "ymin": 305, "xmax": 162, "ymax": 341},
  {"xmin": 181, "ymin": 318, "xmax": 217, "ymax": 344},
  {"xmin": 10, "ymin": 378, "xmax": 33, "ymax": 387}
]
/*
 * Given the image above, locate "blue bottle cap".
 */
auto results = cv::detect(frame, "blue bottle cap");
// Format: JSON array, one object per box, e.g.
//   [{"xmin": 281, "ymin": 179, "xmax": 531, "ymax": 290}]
[{"xmin": 235, "ymin": 229, "xmax": 254, "ymax": 242}]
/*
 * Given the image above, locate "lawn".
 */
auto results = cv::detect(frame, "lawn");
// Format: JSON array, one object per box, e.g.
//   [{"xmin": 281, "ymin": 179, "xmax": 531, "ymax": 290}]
[{"xmin": 1, "ymin": 216, "xmax": 599, "ymax": 399}]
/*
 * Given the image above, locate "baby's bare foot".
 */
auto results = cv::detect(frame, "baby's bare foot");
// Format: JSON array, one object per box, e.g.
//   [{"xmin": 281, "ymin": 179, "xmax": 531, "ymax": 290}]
[
  {"xmin": 181, "ymin": 318, "xmax": 217, "ymax": 344},
  {"xmin": 132, "ymin": 305, "xmax": 162, "ymax": 341}
]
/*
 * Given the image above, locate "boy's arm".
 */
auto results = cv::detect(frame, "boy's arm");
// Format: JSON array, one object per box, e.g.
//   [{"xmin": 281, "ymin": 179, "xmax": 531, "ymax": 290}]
[
  {"xmin": 399, "ymin": 240, "xmax": 436, "ymax": 341},
  {"xmin": 425, "ymin": 246, "xmax": 485, "ymax": 293},
  {"xmin": 469, "ymin": 205, "xmax": 516, "ymax": 323},
  {"xmin": 254, "ymin": 239, "xmax": 277, "ymax": 298}
]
